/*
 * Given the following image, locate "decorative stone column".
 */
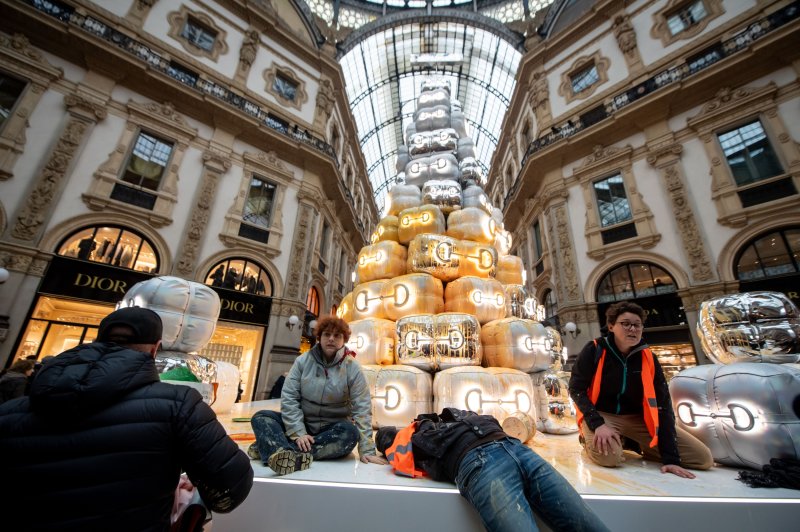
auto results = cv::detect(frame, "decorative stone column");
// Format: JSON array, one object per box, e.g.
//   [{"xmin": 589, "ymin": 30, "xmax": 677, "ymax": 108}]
[
  {"xmin": 647, "ymin": 142, "xmax": 716, "ymax": 284},
  {"xmin": 174, "ymin": 149, "xmax": 231, "ymax": 277},
  {"xmin": 545, "ymin": 201, "xmax": 582, "ymax": 307},
  {"xmin": 285, "ymin": 187, "xmax": 321, "ymax": 301},
  {"xmin": 10, "ymin": 93, "xmax": 106, "ymax": 243}
]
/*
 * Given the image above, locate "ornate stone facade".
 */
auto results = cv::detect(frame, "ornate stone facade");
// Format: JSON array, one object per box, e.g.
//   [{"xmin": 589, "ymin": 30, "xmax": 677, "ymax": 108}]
[
  {"xmin": 647, "ymin": 143, "xmax": 715, "ymax": 283},
  {"xmin": 12, "ymin": 94, "xmax": 106, "ymax": 242}
]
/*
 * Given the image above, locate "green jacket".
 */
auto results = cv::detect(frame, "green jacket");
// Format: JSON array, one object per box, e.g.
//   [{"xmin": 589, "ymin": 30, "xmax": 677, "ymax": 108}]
[{"xmin": 281, "ymin": 343, "xmax": 376, "ymax": 456}]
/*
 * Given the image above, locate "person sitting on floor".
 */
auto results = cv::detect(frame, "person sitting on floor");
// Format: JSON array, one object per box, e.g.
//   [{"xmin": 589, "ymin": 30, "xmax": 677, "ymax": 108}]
[
  {"xmin": 376, "ymin": 408, "xmax": 612, "ymax": 532},
  {"xmin": 568, "ymin": 301, "xmax": 713, "ymax": 478},
  {"xmin": 249, "ymin": 315, "xmax": 387, "ymax": 474}
]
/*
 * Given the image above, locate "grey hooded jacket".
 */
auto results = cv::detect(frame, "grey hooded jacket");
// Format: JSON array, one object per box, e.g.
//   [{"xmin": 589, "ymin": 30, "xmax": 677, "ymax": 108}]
[{"xmin": 281, "ymin": 343, "xmax": 376, "ymax": 456}]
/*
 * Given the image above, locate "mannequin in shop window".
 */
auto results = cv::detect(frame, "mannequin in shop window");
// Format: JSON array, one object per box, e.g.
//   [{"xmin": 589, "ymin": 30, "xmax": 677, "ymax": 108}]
[
  {"xmin": 77, "ymin": 235, "xmax": 97, "ymax": 261},
  {"xmin": 222, "ymin": 268, "xmax": 237, "ymax": 289},
  {"xmin": 210, "ymin": 265, "xmax": 225, "ymax": 287}
]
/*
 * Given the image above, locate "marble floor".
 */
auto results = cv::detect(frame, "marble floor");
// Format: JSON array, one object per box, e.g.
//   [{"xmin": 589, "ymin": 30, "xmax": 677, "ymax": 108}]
[{"xmin": 220, "ymin": 400, "xmax": 800, "ymax": 500}]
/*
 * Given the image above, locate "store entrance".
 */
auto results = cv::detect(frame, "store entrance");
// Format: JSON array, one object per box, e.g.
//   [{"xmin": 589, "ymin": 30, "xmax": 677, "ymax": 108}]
[
  {"xmin": 14, "ymin": 296, "xmax": 112, "ymax": 361},
  {"xmin": 198, "ymin": 321, "xmax": 265, "ymax": 402}
]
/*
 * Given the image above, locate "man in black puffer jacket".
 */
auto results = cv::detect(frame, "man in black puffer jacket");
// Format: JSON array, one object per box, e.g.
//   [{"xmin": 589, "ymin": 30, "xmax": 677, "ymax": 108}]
[{"xmin": 0, "ymin": 307, "xmax": 253, "ymax": 531}]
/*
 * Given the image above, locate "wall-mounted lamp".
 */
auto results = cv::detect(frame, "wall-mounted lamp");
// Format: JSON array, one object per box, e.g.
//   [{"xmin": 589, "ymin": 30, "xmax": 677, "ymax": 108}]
[
  {"xmin": 0, "ymin": 267, "xmax": 9, "ymax": 284},
  {"xmin": 308, "ymin": 319, "xmax": 318, "ymax": 334},
  {"xmin": 561, "ymin": 321, "xmax": 580, "ymax": 338},
  {"xmin": 285, "ymin": 314, "xmax": 300, "ymax": 330}
]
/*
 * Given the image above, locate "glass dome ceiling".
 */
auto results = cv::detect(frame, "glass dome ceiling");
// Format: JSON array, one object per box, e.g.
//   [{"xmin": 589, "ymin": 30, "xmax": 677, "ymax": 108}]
[{"xmin": 303, "ymin": 0, "xmax": 555, "ymax": 215}]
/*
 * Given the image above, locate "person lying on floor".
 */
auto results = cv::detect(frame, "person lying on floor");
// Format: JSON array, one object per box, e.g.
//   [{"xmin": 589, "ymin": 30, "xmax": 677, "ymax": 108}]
[
  {"xmin": 375, "ymin": 408, "xmax": 611, "ymax": 532},
  {"xmin": 249, "ymin": 315, "xmax": 387, "ymax": 474}
]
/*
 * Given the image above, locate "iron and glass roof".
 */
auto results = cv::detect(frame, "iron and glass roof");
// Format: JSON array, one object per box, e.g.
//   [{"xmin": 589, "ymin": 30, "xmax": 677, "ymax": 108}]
[{"xmin": 303, "ymin": 0, "xmax": 555, "ymax": 215}]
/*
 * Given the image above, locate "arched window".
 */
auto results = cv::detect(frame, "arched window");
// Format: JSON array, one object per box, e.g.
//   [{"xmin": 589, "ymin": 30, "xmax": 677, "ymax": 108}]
[
  {"xmin": 543, "ymin": 290, "xmax": 558, "ymax": 319},
  {"xmin": 596, "ymin": 262, "xmax": 677, "ymax": 303},
  {"xmin": 57, "ymin": 226, "xmax": 159, "ymax": 273},
  {"xmin": 205, "ymin": 258, "xmax": 273, "ymax": 296},
  {"xmin": 735, "ymin": 227, "xmax": 800, "ymax": 280},
  {"xmin": 306, "ymin": 286, "xmax": 320, "ymax": 316}
]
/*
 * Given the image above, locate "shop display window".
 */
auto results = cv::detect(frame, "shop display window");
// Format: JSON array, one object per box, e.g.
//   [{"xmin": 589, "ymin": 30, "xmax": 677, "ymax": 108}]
[
  {"xmin": 57, "ymin": 226, "xmax": 159, "ymax": 273},
  {"xmin": 14, "ymin": 296, "xmax": 110, "ymax": 360},
  {"xmin": 199, "ymin": 322, "xmax": 264, "ymax": 402},
  {"xmin": 204, "ymin": 258, "xmax": 272, "ymax": 296},
  {"xmin": 649, "ymin": 343, "xmax": 697, "ymax": 382}
]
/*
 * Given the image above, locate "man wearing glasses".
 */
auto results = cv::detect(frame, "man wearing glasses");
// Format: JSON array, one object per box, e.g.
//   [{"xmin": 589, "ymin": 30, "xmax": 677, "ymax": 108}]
[{"xmin": 568, "ymin": 301, "xmax": 713, "ymax": 478}]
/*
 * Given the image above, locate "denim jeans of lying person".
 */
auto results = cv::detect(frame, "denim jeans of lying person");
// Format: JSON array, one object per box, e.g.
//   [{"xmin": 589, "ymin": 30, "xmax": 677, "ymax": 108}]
[
  {"xmin": 250, "ymin": 410, "xmax": 359, "ymax": 462},
  {"xmin": 454, "ymin": 438, "xmax": 611, "ymax": 532}
]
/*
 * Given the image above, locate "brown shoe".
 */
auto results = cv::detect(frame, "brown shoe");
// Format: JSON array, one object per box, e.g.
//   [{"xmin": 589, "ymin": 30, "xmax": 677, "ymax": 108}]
[{"xmin": 267, "ymin": 449, "xmax": 313, "ymax": 475}]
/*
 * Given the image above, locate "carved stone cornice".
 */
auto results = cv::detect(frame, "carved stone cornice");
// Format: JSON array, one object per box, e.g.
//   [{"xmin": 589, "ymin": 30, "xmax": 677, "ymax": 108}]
[
  {"xmin": 64, "ymin": 94, "xmax": 107, "ymax": 122},
  {"xmin": 127, "ymin": 100, "xmax": 197, "ymax": 140},
  {"xmin": 243, "ymin": 150, "xmax": 288, "ymax": 173},
  {"xmin": 575, "ymin": 144, "xmax": 632, "ymax": 176},
  {"xmin": 646, "ymin": 143, "xmax": 683, "ymax": 168},
  {"xmin": 687, "ymin": 84, "xmax": 778, "ymax": 132},
  {"xmin": 202, "ymin": 149, "xmax": 232, "ymax": 173}
]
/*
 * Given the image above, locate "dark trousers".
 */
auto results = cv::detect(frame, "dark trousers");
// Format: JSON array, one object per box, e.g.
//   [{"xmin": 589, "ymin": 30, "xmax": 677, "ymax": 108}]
[{"xmin": 250, "ymin": 410, "xmax": 358, "ymax": 462}]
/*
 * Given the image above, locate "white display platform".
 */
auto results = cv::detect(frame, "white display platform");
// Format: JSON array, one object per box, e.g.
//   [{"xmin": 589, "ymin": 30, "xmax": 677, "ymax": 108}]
[{"xmin": 213, "ymin": 401, "xmax": 800, "ymax": 532}]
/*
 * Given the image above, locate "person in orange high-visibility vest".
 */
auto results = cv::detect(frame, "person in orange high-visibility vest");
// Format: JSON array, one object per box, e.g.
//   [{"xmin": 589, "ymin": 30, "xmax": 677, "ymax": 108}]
[
  {"xmin": 376, "ymin": 409, "xmax": 612, "ymax": 532},
  {"xmin": 568, "ymin": 301, "xmax": 713, "ymax": 478}
]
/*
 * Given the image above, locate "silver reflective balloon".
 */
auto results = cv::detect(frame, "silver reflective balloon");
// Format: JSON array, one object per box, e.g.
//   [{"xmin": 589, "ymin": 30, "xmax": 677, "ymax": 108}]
[
  {"xmin": 697, "ymin": 291, "xmax": 800, "ymax": 364},
  {"xmin": 670, "ymin": 362, "xmax": 800, "ymax": 469}
]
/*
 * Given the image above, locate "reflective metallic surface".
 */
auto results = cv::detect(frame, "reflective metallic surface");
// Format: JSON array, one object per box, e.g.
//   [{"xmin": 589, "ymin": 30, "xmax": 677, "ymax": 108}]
[
  {"xmin": 503, "ymin": 284, "xmax": 530, "ymax": 319},
  {"xmin": 396, "ymin": 313, "xmax": 482, "ymax": 371},
  {"xmin": 421, "ymin": 179, "xmax": 462, "ymax": 213},
  {"xmin": 120, "ymin": 275, "xmax": 220, "ymax": 353},
  {"xmin": 433, "ymin": 366, "xmax": 535, "ymax": 424},
  {"xmin": 670, "ymin": 362, "xmax": 800, "ymax": 469},
  {"xmin": 362, "ymin": 364, "xmax": 433, "ymax": 428},
  {"xmin": 697, "ymin": 291, "xmax": 800, "ymax": 364},
  {"xmin": 481, "ymin": 318, "xmax": 550, "ymax": 372}
]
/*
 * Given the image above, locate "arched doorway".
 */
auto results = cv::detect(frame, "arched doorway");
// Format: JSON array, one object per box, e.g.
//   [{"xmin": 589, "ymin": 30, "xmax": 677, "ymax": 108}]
[{"xmin": 595, "ymin": 261, "xmax": 697, "ymax": 380}]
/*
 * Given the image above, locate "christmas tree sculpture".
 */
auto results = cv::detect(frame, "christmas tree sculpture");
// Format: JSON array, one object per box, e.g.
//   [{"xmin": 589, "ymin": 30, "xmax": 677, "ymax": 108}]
[{"xmin": 338, "ymin": 78, "xmax": 573, "ymax": 440}]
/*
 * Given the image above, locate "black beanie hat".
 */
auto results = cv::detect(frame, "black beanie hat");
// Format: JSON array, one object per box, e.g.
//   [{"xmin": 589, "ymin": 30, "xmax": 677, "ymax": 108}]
[{"xmin": 375, "ymin": 426, "xmax": 399, "ymax": 456}]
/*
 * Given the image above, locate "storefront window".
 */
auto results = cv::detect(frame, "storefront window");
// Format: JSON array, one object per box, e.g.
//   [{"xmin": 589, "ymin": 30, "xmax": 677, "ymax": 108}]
[
  {"xmin": 57, "ymin": 226, "xmax": 159, "ymax": 273},
  {"xmin": 15, "ymin": 296, "xmax": 110, "ymax": 360},
  {"xmin": 198, "ymin": 321, "xmax": 264, "ymax": 402},
  {"xmin": 205, "ymin": 258, "xmax": 273, "ymax": 296}
]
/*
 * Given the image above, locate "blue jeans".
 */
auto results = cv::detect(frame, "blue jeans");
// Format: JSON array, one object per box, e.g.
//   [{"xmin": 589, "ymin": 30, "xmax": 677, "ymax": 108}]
[
  {"xmin": 454, "ymin": 438, "xmax": 610, "ymax": 532},
  {"xmin": 250, "ymin": 410, "xmax": 358, "ymax": 462}
]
